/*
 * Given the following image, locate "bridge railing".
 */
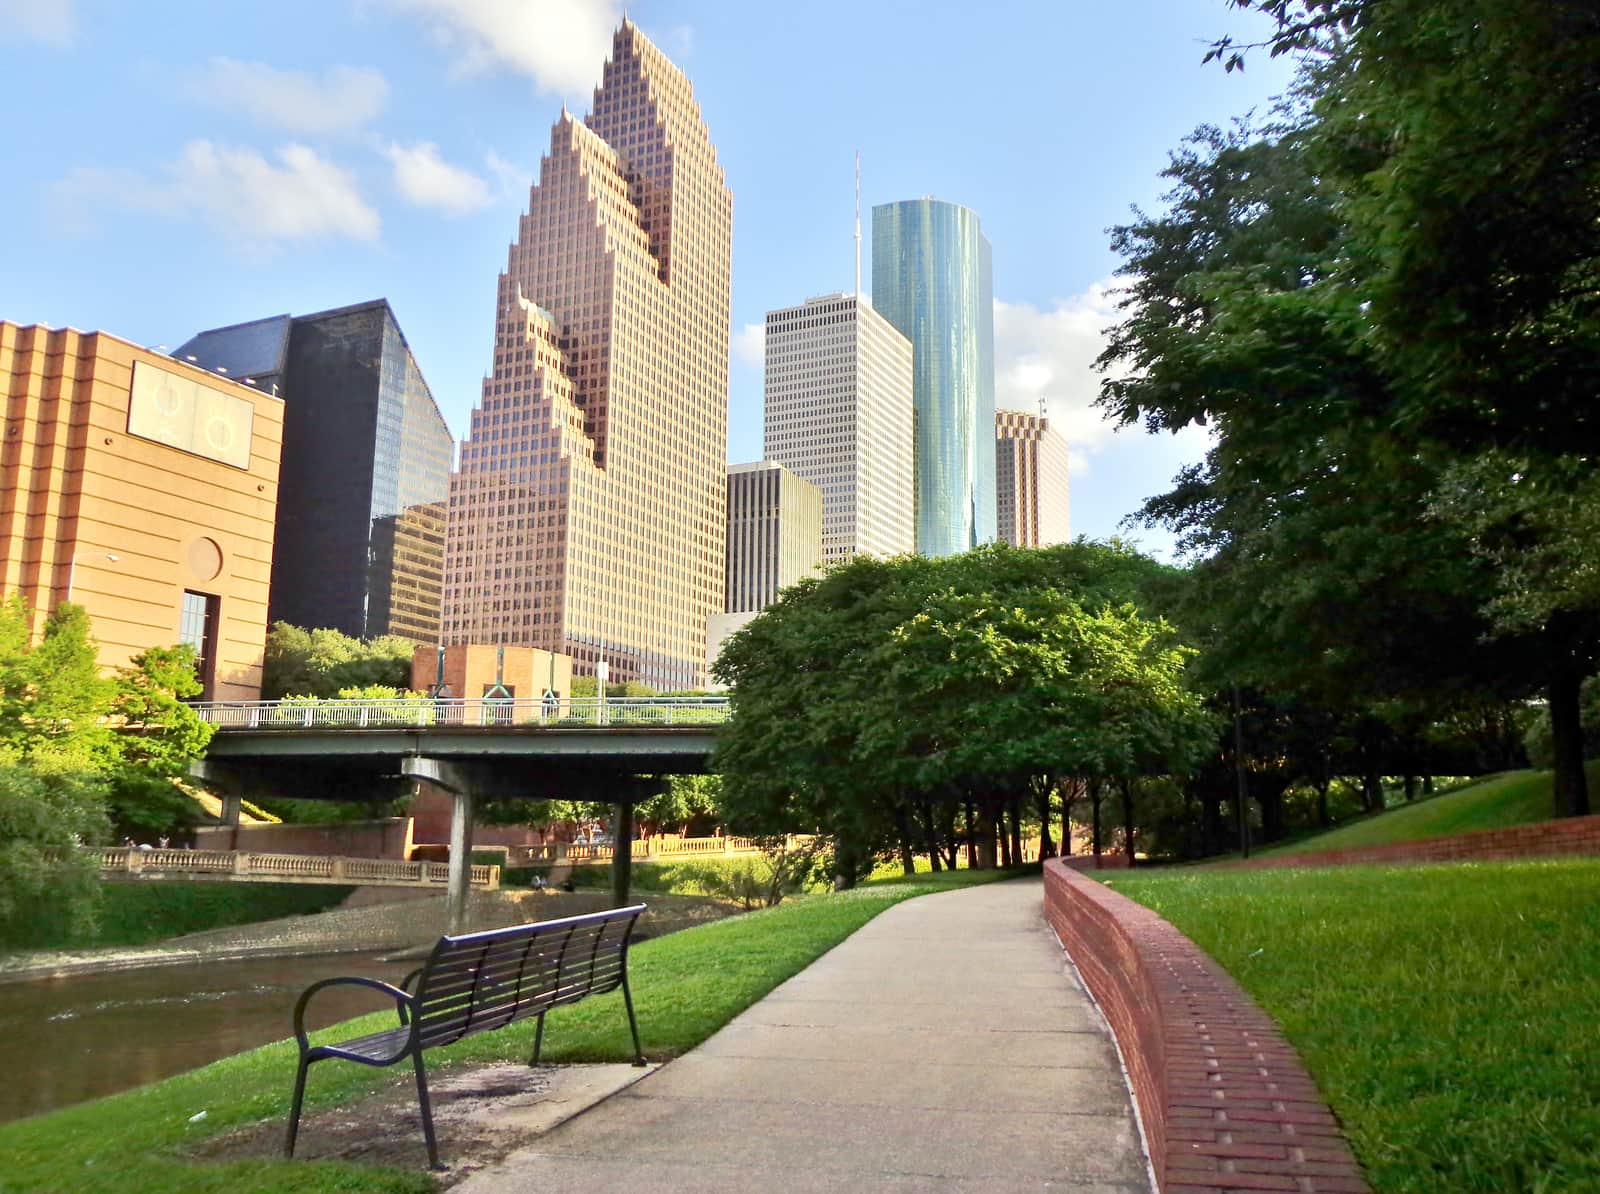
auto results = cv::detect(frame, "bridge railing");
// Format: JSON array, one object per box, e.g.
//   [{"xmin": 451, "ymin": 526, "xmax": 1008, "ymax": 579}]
[
  {"xmin": 191, "ymin": 696, "xmax": 731, "ymax": 730},
  {"xmin": 91, "ymin": 847, "xmax": 500, "ymax": 889}
]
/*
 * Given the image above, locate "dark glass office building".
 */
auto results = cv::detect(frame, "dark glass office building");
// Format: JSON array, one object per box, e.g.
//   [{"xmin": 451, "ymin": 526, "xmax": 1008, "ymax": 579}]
[
  {"xmin": 871, "ymin": 198, "xmax": 997, "ymax": 556},
  {"xmin": 175, "ymin": 300, "xmax": 454, "ymax": 642}
]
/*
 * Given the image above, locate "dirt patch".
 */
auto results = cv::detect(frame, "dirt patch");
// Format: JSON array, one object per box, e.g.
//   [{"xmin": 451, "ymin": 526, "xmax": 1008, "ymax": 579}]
[{"xmin": 192, "ymin": 1061, "xmax": 653, "ymax": 1183}]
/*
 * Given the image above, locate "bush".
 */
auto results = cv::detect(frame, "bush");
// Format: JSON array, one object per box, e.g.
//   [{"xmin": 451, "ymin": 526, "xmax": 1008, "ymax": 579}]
[{"xmin": 0, "ymin": 763, "xmax": 108, "ymax": 949}]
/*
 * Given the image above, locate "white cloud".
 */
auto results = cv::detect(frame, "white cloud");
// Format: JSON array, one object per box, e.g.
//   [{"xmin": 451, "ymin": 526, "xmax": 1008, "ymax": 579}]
[
  {"xmin": 994, "ymin": 282, "xmax": 1133, "ymax": 475},
  {"xmin": 377, "ymin": 0, "xmax": 623, "ymax": 95},
  {"xmin": 484, "ymin": 149, "xmax": 526, "ymax": 199},
  {"xmin": 186, "ymin": 58, "xmax": 389, "ymax": 135},
  {"xmin": 51, "ymin": 141, "xmax": 380, "ymax": 251},
  {"xmin": 731, "ymin": 321, "xmax": 764, "ymax": 370},
  {"xmin": 0, "ymin": 0, "xmax": 75, "ymax": 47},
  {"xmin": 384, "ymin": 141, "xmax": 491, "ymax": 213}
]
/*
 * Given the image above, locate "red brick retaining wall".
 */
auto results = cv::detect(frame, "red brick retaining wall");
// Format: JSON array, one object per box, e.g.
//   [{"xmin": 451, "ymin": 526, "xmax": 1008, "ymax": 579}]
[
  {"xmin": 1231, "ymin": 812, "xmax": 1600, "ymax": 870},
  {"xmin": 1042, "ymin": 859, "xmax": 1367, "ymax": 1193}
]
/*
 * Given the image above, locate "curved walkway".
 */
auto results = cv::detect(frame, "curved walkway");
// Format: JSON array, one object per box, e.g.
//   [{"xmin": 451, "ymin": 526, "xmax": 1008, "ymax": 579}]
[{"xmin": 459, "ymin": 877, "xmax": 1150, "ymax": 1193}]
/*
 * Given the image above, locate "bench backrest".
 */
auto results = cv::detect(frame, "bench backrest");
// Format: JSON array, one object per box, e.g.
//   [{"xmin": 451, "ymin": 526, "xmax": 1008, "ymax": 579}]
[{"xmin": 411, "ymin": 904, "xmax": 645, "ymax": 1051}]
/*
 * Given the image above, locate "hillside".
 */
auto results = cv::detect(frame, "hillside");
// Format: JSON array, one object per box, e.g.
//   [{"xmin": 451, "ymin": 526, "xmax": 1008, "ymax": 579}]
[{"xmin": 1256, "ymin": 762, "xmax": 1600, "ymax": 857}]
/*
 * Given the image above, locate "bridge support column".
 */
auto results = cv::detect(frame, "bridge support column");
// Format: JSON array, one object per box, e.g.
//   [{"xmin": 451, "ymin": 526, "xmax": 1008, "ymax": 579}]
[
  {"xmin": 608, "ymin": 775, "xmax": 667, "ymax": 907},
  {"xmin": 447, "ymin": 789, "xmax": 475, "ymax": 936},
  {"xmin": 612, "ymin": 801, "xmax": 633, "ymax": 907},
  {"xmin": 403, "ymin": 757, "xmax": 524, "ymax": 936}
]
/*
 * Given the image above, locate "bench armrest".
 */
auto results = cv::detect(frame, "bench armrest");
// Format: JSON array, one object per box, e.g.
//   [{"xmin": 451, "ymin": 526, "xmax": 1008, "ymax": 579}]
[{"xmin": 292, "ymin": 976, "xmax": 416, "ymax": 1053}]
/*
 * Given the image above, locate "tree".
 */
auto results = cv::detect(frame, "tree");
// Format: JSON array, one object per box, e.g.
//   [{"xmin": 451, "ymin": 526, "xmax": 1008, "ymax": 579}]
[
  {"xmin": 713, "ymin": 543, "xmax": 1213, "ymax": 881},
  {"xmin": 0, "ymin": 598, "xmax": 117, "ymax": 770},
  {"xmin": 261, "ymin": 623, "xmax": 416, "ymax": 698},
  {"xmin": 1199, "ymin": 0, "xmax": 1600, "ymax": 815}
]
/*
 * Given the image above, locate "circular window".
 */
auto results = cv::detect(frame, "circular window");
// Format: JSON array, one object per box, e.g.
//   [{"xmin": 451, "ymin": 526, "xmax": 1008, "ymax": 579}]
[{"xmin": 187, "ymin": 537, "xmax": 223, "ymax": 582}]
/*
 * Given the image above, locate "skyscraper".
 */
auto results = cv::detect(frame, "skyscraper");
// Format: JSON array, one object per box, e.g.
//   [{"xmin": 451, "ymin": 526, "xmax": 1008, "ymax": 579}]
[
  {"xmin": 763, "ymin": 293, "xmax": 914, "ymax": 563},
  {"xmin": 995, "ymin": 408, "xmax": 1070, "ymax": 547},
  {"xmin": 871, "ymin": 199, "xmax": 996, "ymax": 556},
  {"xmin": 176, "ymin": 300, "xmax": 453, "ymax": 644},
  {"xmin": 442, "ymin": 21, "xmax": 732, "ymax": 689},
  {"xmin": 723, "ymin": 461, "xmax": 823, "ymax": 614}
]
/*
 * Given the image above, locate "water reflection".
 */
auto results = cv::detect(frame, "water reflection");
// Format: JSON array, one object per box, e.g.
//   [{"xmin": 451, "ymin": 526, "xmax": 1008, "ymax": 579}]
[{"xmin": 1, "ymin": 951, "xmax": 413, "ymax": 1125}]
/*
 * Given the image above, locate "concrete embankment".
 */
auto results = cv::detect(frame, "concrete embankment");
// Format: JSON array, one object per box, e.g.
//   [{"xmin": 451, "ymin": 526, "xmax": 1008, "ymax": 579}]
[{"xmin": 0, "ymin": 887, "xmax": 734, "ymax": 984}]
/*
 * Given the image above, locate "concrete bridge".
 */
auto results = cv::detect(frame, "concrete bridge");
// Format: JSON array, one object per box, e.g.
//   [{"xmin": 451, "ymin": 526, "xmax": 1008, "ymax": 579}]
[{"xmin": 192, "ymin": 696, "xmax": 728, "ymax": 930}]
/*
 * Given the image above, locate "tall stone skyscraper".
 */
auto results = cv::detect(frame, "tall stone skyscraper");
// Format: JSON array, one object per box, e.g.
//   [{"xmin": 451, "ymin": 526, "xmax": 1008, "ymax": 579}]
[
  {"xmin": 872, "ymin": 198, "xmax": 996, "ymax": 557},
  {"xmin": 442, "ymin": 21, "xmax": 732, "ymax": 689},
  {"xmin": 763, "ymin": 293, "xmax": 914, "ymax": 563}
]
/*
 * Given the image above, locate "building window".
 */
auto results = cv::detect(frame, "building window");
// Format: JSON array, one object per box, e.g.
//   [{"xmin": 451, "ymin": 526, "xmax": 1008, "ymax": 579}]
[{"xmin": 179, "ymin": 590, "xmax": 220, "ymax": 700}]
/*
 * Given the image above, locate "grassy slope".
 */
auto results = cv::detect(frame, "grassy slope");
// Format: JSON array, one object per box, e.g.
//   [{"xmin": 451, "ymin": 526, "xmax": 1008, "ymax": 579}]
[
  {"xmin": 3, "ymin": 883, "xmax": 356, "ymax": 954},
  {"xmin": 0, "ymin": 869, "xmax": 999, "ymax": 1194},
  {"xmin": 1255, "ymin": 761, "xmax": 1600, "ymax": 857},
  {"xmin": 1110, "ymin": 863, "xmax": 1600, "ymax": 1193}
]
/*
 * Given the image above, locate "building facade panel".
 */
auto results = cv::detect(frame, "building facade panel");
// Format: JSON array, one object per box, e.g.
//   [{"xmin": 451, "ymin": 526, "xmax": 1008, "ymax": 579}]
[
  {"xmin": 763, "ymin": 294, "xmax": 913, "ymax": 564},
  {"xmin": 995, "ymin": 407, "xmax": 1070, "ymax": 548},
  {"xmin": 0, "ymin": 321, "xmax": 283, "ymax": 698},
  {"xmin": 441, "ymin": 21, "xmax": 732, "ymax": 690},
  {"xmin": 724, "ymin": 461, "xmax": 822, "ymax": 614},
  {"xmin": 871, "ymin": 199, "xmax": 996, "ymax": 557}
]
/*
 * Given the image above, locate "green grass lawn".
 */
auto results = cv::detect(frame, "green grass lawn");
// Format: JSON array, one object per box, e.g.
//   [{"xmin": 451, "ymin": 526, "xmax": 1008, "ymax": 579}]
[
  {"xmin": 1108, "ymin": 862, "xmax": 1600, "ymax": 1193},
  {"xmin": 3, "ymin": 882, "xmax": 356, "ymax": 954},
  {"xmin": 0, "ymin": 868, "xmax": 999, "ymax": 1194},
  {"xmin": 1253, "ymin": 761, "xmax": 1600, "ymax": 858}
]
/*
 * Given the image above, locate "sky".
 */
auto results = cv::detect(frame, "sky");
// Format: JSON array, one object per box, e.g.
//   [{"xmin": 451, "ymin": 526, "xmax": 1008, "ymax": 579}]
[{"xmin": 0, "ymin": 0, "xmax": 1297, "ymax": 559}]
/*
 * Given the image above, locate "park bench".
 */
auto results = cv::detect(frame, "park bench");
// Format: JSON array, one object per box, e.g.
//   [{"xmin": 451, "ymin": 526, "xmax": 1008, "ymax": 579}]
[{"xmin": 284, "ymin": 903, "xmax": 647, "ymax": 1168}]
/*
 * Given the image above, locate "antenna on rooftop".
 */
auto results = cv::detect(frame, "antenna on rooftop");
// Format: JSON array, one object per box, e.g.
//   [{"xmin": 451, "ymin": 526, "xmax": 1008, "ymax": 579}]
[{"xmin": 854, "ymin": 150, "xmax": 862, "ymax": 299}]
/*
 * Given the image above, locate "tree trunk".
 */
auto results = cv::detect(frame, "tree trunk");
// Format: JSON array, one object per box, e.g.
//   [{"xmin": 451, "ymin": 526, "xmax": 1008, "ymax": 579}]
[
  {"xmin": 1361, "ymin": 761, "xmax": 1382, "ymax": 813},
  {"xmin": 1316, "ymin": 751, "xmax": 1332, "ymax": 828},
  {"xmin": 976, "ymin": 797, "xmax": 999, "ymax": 869},
  {"xmin": 1403, "ymin": 774, "xmax": 1418, "ymax": 802},
  {"xmin": 892, "ymin": 804, "xmax": 915, "ymax": 876},
  {"xmin": 1549, "ymin": 652, "xmax": 1591, "ymax": 817},
  {"xmin": 964, "ymin": 799, "xmax": 977, "ymax": 868},
  {"xmin": 1007, "ymin": 797, "xmax": 1023, "ymax": 865},
  {"xmin": 997, "ymin": 798, "xmax": 1013, "ymax": 868},
  {"xmin": 1090, "ymin": 780, "xmax": 1103, "ymax": 861},
  {"xmin": 920, "ymin": 803, "xmax": 943, "ymax": 872},
  {"xmin": 1119, "ymin": 778, "xmax": 1136, "ymax": 869},
  {"xmin": 1423, "ymin": 773, "xmax": 1435, "ymax": 796},
  {"xmin": 1036, "ymin": 783, "xmax": 1057, "ymax": 859}
]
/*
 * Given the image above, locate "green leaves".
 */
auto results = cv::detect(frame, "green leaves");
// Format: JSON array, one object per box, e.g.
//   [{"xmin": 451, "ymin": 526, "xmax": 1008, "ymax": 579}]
[{"xmin": 711, "ymin": 543, "xmax": 1212, "ymax": 860}]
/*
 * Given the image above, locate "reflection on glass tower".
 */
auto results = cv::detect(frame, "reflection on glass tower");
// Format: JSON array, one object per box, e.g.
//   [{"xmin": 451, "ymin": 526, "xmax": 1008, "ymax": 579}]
[
  {"xmin": 871, "ymin": 198, "xmax": 996, "ymax": 556},
  {"xmin": 175, "ymin": 300, "xmax": 454, "ymax": 643}
]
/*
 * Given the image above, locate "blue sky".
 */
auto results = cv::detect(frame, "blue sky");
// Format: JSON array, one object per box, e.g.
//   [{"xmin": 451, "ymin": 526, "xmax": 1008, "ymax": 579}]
[{"xmin": 0, "ymin": 0, "xmax": 1295, "ymax": 557}]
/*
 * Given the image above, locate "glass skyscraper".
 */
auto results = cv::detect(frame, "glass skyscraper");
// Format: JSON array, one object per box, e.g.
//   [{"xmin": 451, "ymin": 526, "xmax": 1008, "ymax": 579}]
[
  {"xmin": 871, "ymin": 199, "xmax": 996, "ymax": 556},
  {"xmin": 175, "ymin": 300, "xmax": 453, "ymax": 643}
]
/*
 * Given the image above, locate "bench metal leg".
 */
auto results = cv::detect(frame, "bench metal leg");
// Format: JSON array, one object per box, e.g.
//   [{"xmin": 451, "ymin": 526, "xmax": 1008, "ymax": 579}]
[
  {"xmin": 412, "ymin": 1051, "xmax": 442, "ymax": 1171},
  {"xmin": 530, "ymin": 1010, "xmax": 547, "ymax": 1066},
  {"xmin": 622, "ymin": 972, "xmax": 646, "ymax": 1066},
  {"xmin": 284, "ymin": 1055, "xmax": 311, "ymax": 1158}
]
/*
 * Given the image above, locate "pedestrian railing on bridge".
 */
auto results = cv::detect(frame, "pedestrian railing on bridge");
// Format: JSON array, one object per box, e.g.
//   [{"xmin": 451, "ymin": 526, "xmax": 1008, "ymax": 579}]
[
  {"xmin": 91, "ymin": 846, "xmax": 501, "ymax": 889},
  {"xmin": 192, "ymin": 695, "xmax": 731, "ymax": 731}
]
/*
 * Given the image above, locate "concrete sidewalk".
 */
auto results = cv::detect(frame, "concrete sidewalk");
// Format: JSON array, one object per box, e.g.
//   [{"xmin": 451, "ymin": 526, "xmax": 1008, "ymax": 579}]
[{"xmin": 457, "ymin": 877, "xmax": 1151, "ymax": 1193}]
